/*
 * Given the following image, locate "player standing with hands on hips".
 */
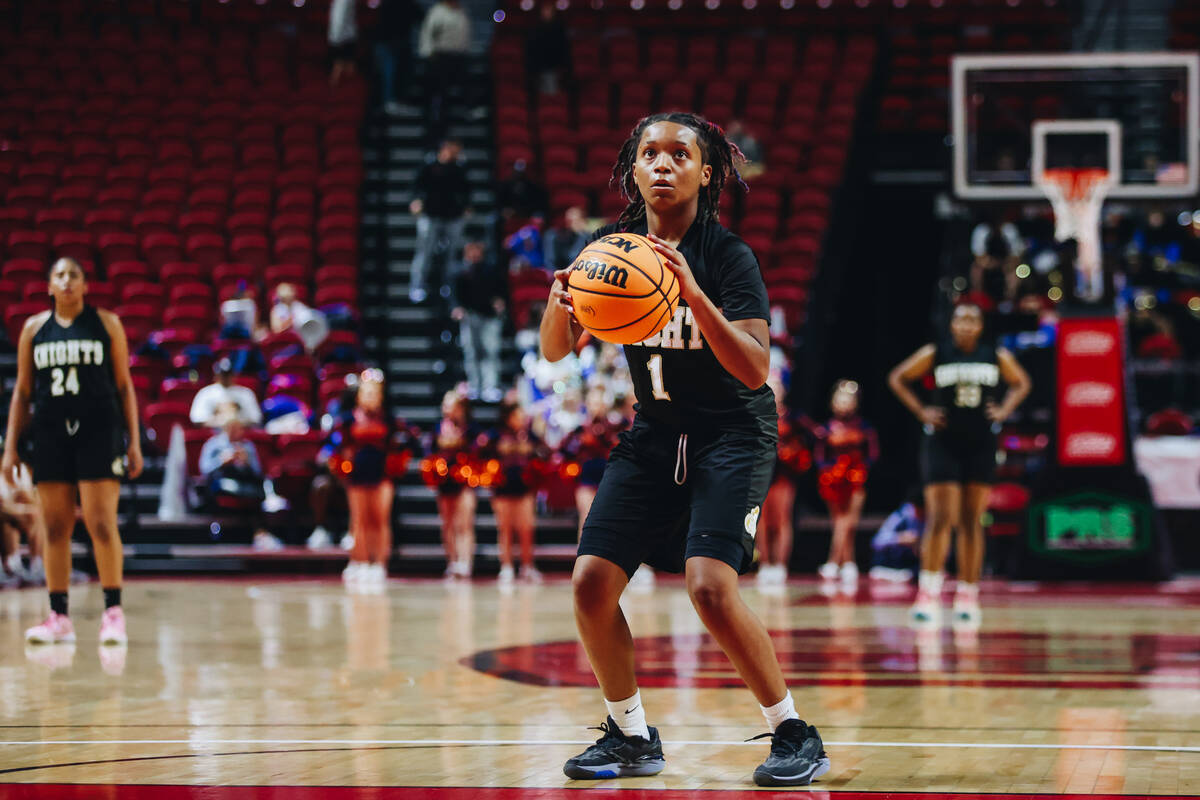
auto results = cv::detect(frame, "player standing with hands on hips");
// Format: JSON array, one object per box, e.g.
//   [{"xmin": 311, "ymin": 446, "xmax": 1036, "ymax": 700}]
[
  {"xmin": 888, "ymin": 301, "xmax": 1030, "ymax": 625},
  {"xmin": 3, "ymin": 258, "xmax": 143, "ymax": 647},
  {"xmin": 540, "ymin": 112, "xmax": 830, "ymax": 787}
]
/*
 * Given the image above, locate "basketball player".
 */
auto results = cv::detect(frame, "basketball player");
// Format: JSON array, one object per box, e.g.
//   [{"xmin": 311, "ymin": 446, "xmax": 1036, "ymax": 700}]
[
  {"xmin": 887, "ymin": 302, "xmax": 1031, "ymax": 625},
  {"xmin": 2, "ymin": 258, "xmax": 143, "ymax": 645},
  {"xmin": 540, "ymin": 112, "xmax": 830, "ymax": 786}
]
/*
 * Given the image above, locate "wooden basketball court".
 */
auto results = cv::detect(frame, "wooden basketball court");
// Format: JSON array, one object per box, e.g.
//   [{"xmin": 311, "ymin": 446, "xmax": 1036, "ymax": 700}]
[{"xmin": 1, "ymin": 575, "xmax": 1198, "ymax": 798}]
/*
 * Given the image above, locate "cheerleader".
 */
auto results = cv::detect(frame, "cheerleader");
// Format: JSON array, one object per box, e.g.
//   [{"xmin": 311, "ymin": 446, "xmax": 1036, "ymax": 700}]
[
  {"xmin": 563, "ymin": 386, "xmax": 627, "ymax": 539},
  {"xmin": 756, "ymin": 376, "xmax": 812, "ymax": 588},
  {"xmin": 487, "ymin": 400, "xmax": 548, "ymax": 585},
  {"xmin": 815, "ymin": 380, "xmax": 878, "ymax": 590},
  {"xmin": 428, "ymin": 389, "xmax": 480, "ymax": 580},
  {"xmin": 334, "ymin": 369, "xmax": 417, "ymax": 589}
]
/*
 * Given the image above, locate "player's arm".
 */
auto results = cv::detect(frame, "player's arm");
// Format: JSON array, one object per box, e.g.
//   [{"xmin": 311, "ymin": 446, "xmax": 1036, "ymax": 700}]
[
  {"xmin": 647, "ymin": 235, "xmax": 770, "ymax": 388},
  {"xmin": 887, "ymin": 344, "xmax": 944, "ymax": 430},
  {"xmin": 1, "ymin": 313, "xmax": 48, "ymax": 476},
  {"xmin": 539, "ymin": 267, "xmax": 584, "ymax": 362},
  {"xmin": 101, "ymin": 310, "xmax": 143, "ymax": 479},
  {"xmin": 987, "ymin": 347, "xmax": 1032, "ymax": 424}
]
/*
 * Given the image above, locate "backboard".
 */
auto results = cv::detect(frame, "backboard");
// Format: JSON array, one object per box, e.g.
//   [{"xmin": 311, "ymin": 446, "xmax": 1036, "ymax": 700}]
[{"xmin": 952, "ymin": 52, "xmax": 1200, "ymax": 200}]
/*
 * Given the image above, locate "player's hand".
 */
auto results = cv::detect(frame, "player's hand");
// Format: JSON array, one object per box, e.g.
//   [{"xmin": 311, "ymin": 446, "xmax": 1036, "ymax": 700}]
[
  {"xmin": 126, "ymin": 442, "xmax": 144, "ymax": 479},
  {"xmin": 550, "ymin": 267, "xmax": 577, "ymax": 319},
  {"xmin": 647, "ymin": 235, "xmax": 701, "ymax": 304},
  {"xmin": 919, "ymin": 406, "xmax": 947, "ymax": 430},
  {"xmin": 409, "ymin": 198, "xmax": 423, "ymax": 215},
  {"xmin": 985, "ymin": 401, "xmax": 1008, "ymax": 424}
]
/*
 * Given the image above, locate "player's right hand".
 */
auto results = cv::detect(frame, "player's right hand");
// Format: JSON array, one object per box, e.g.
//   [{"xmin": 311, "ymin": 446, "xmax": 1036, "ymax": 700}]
[
  {"xmin": 919, "ymin": 406, "xmax": 947, "ymax": 430},
  {"xmin": 550, "ymin": 268, "xmax": 576, "ymax": 319},
  {"xmin": 0, "ymin": 450, "xmax": 16, "ymax": 482}
]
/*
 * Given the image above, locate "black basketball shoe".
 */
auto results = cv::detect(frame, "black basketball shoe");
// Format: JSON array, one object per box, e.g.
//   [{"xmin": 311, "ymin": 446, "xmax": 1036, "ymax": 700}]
[
  {"xmin": 563, "ymin": 716, "xmax": 666, "ymax": 779},
  {"xmin": 750, "ymin": 719, "xmax": 831, "ymax": 787}
]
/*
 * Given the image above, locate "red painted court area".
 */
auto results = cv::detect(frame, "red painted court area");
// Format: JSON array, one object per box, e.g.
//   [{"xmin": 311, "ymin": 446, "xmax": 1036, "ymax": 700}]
[{"xmin": 6, "ymin": 789, "xmax": 1199, "ymax": 800}]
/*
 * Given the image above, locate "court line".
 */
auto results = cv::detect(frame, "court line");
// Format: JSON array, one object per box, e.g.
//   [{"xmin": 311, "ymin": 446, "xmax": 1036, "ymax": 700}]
[{"xmin": 0, "ymin": 739, "xmax": 1197, "ymax": 753}]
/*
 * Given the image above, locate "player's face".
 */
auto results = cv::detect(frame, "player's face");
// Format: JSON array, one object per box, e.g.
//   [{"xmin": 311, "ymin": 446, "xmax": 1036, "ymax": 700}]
[
  {"xmin": 359, "ymin": 381, "xmax": 383, "ymax": 411},
  {"xmin": 951, "ymin": 305, "xmax": 984, "ymax": 348},
  {"xmin": 831, "ymin": 387, "xmax": 858, "ymax": 417},
  {"xmin": 48, "ymin": 259, "xmax": 86, "ymax": 303},
  {"xmin": 633, "ymin": 122, "xmax": 712, "ymax": 214}
]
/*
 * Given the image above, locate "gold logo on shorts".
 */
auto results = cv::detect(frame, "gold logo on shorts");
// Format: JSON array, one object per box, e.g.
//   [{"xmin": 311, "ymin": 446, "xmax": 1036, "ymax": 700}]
[
  {"xmin": 111, "ymin": 457, "xmax": 125, "ymax": 477},
  {"xmin": 744, "ymin": 505, "xmax": 761, "ymax": 537}
]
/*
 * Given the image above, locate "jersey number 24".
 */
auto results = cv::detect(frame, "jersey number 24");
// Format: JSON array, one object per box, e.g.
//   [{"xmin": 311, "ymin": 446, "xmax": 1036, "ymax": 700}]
[{"xmin": 50, "ymin": 367, "xmax": 80, "ymax": 396}]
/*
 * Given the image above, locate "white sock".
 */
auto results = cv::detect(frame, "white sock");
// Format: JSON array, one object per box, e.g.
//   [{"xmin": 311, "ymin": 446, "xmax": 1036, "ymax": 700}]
[
  {"xmin": 919, "ymin": 570, "xmax": 944, "ymax": 596},
  {"xmin": 760, "ymin": 690, "xmax": 800, "ymax": 732},
  {"xmin": 5, "ymin": 553, "xmax": 20, "ymax": 572},
  {"xmin": 956, "ymin": 581, "xmax": 979, "ymax": 599},
  {"xmin": 605, "ymin": 691, "xmax": 650, "ymax": 740}
]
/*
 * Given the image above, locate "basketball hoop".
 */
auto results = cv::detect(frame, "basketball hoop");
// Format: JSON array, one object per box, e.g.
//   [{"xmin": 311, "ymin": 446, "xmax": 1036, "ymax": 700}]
[{"xmin": 1034, "ymin": 167, "xmax": 1113, "ymax": 300}]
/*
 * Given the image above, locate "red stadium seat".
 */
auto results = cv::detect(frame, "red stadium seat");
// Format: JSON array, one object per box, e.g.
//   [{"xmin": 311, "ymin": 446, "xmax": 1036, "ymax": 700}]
[
  {"xmin": 52, "ymin": 232, "xmax": 95, "ymax": 264},
  {"xmin": 35, "ymin": 209, "xmax": 82, "ymax": 236},
  {"xmin": 142, "ymin": 401, "xmax": 193, "ymax": 451},
  {"xmin": 213, "ymin": 262, "xmax": 257, "ymax": 288},
  {"xmin": 160, "ymin": 262, "xmax": 207, "ymax": 284},
  {"xmin": 83, "ymin": 209, "xmax": 130, "ymax": 237},
  {"xmin": 185, "ymin": 233, "xmax": 227, "ymax": 269},
  {"xmin": 141, "ymin": 232, "xmax": 184, "ymax": 269},
  {"xmin": 7, "ymin": 230, "xmax": 50, "ymax": 262},
  {"xmin": 168, "ymin": 281, "xmax": 215, "ymax": 307},
  {"xmin": 163, "ymin": 303, "xmax": 214, "ymax": 332},
  {"xmin": 4, "ymin": 301, "xmax": 48, "ymax": 344},
  {"xmin": 274, "ymin": 235, "xmax": 313, "ymax": 269},
  {"xmin": 314, "ymin": 284, "xmax": 356, "ymax": 307}
]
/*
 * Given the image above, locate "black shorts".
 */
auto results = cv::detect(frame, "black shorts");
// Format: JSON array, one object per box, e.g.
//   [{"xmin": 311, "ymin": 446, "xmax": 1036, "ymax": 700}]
[
  {"xmin": 32, "ymin": 416, "xmax": 126, "ymax": 484},
  {"xmin": 579, "ymin": 416, "xmax": 776, "ymax": 578},
  {"xmin": 921, "ymin": 433, "xmax": 996, "ymax": 486}
]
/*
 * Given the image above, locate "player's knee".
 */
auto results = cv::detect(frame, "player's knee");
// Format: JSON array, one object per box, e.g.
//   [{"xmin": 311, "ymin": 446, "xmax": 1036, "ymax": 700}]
[
  {"xmin": 85, "ymin": 518, "xmax": 119, "ymax": 545},
  {"xmin": 572, "ymin": 565, "xmax": 619, "ymax": 618},
  {"xmin": 44, "ymin": 521, "xmax": 73, "ymax": 545},
  {"xmin": 686, "ymin": 574, "xmax": 734, "ymax": 617}
]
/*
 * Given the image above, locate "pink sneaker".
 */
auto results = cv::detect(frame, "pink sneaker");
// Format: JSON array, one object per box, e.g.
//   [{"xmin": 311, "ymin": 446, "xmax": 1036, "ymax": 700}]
[
  {"xmin": 99, "ymin": 606, "xmax": 127, "ymax": 645},
  {"xmin": 25, "ymin": 612, "xmax": 76, "ymax": 644}
]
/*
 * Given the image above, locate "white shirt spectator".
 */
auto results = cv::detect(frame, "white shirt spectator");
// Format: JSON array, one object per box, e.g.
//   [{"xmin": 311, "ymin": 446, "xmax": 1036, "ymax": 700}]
[
  {"xmin": 418, "ymin": 1, "xmax": 471, "ymax": 58},
  {"xmin": 329, "ymin": 0, "xmax": 357, "ymax": 45},
  {"xmin": 970, "ymin": 222, "xmax": 1023, "ymax": 259},
  {"xmin": 190, "ymin": 381, "xmax": 263, "ymax": 428}
]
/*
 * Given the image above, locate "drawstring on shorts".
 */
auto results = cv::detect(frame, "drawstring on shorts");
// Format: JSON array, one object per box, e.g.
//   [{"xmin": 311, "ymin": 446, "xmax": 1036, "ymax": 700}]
[{"xmin": 673, "ymin": 433, "xmax": 688, "ymax": 486}]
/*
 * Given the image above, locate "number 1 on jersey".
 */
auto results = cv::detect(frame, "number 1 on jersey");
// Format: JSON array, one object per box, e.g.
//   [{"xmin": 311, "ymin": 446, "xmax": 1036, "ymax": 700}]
[
  {"xmin": 50, "ymin": 367, "xmax": 80, "ymax": 397},
  {"xmin": 647, "ymin": 354, "xmax": 671, "ymax": 401}
]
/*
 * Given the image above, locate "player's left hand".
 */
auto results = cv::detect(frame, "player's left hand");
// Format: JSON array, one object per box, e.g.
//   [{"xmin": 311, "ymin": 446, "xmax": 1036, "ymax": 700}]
[
  {"xmin": 985, "ymin": 402, "xmax": 1008, "ymax": 424},
  {"xmin": 126, "ymin": 442, "xmax": 144, "ymax": 480},
  {"xmin": 647, "ymin": 234, "xmax": 701, "ymax": 304}
]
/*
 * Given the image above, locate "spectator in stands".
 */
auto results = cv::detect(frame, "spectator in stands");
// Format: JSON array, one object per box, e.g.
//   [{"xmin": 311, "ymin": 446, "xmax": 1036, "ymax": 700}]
[
  {"xmin": 220, "ymin": 283, "xmax": 259, "ymax": 340},
  {"xmin": 418, "ymin": 0, "xmax": 472, "ymax": 144},
  {"xmin": 504, "ymin": 221, "xmax": 546, "ymax": 272},
  {"xmin": 970, "ymin": 216, "xmax": 1023, "ymax": 306},
  {"xmin": 525, "ymin": 1, "xmax": 569, "ymax": 95},
  {"xmin": 270, "ymin": 283, "xmax": 329, "ymax": 351},
  {"xmin": 375, "ymin": 0, "xmax": 421, "ymax": 114},
  {"xmin": 199, "ymin": 405, "xmax": 280, "ymax": 551},
  {"xmin": 497, "ymin": 160, "xmax": 549, "ymax": 225},
  {"xmin": 452, "ymin": 241, "xmax": 507, "ymax": 403},
  {"xmin": 543, "ymin": 205, "xmax": 592, "ymax": 269},
  {"xmin": 409, "ymin": 139, "xmax": 470, "ymax": 304},
  {"xmin": 726, "ymin": 120, "xmax": 765, "ymax": 180},
  {"xmin": 329, "ymin": 0, "xmax": 358, "ymax": 87},
  {"xmin": 190, "ymin": 358, "xmax": 264, "ymax": 428},
  {"xmin": 0, "ymin": 462, "xmax": 45, "ymax": 588}
]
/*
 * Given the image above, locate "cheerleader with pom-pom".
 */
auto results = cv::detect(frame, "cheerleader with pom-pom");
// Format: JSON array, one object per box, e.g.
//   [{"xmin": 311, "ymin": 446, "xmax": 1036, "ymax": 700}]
[{"xmin": 815, "ymin": 380, "xmax": 878, "ymax": 590}]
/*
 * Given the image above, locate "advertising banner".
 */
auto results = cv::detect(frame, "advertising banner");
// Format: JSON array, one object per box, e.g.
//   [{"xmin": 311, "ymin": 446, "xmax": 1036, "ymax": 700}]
[{"xmin": 1056, "ymin": 317, "xmax": 1127, "ymax": 467}]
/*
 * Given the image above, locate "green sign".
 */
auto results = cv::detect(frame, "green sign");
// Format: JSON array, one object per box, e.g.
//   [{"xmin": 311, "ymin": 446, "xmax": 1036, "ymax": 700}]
[{"xmin": 1028, "ymin": 492, "xmax": 1153, "ymax": 563}]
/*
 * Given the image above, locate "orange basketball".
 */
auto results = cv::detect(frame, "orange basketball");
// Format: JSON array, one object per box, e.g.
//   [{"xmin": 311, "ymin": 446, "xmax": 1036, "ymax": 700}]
[{"xmin": 566, "ymin": 233, "xmax": 679, "ymax": 345}]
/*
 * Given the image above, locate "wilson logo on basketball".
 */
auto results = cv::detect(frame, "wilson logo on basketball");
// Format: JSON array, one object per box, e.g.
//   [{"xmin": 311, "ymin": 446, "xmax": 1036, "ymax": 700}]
[
  {"xmin": 1064, "ymin": 432, "xmax": 1118, "ymax": 459},
  {"xmin": 597, "ymin": 234, "xmax": 640, "ymax": 253},
  {"xmin": 1064, "ymin": 331, "xmax": 1115, "ymax": 356},
  {"xmin": 573, "ymin": 258, "xmax": 629, "ymax": 289},
  {"xmin": 1065, "ymin": 382, "xmax": 1117, "ymax": 407}
]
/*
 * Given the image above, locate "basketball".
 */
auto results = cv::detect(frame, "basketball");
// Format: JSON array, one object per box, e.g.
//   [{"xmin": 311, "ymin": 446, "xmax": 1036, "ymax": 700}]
[{"xmin": 566, "ymin": 233, "xmax": 680, "ymax": 345}]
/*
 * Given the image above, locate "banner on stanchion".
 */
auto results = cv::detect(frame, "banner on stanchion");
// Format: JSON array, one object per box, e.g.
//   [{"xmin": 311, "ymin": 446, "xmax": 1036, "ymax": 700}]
[{"xmin": 1056, "ymin": 317, "xmax": 1127, "ymax": 467}]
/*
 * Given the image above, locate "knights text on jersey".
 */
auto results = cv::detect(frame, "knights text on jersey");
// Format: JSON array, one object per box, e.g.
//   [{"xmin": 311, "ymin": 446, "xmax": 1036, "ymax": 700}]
[
  {"xmin": 928, "ymin": 339, "xmax": 1001, "ymax": 443},
  {"xmin": 588, "ymin": 219, "xmax": 774, "ymax": 430},
  {"xmin": 31, "ymin": 305, "xmax": 121, "ymax": 426}
]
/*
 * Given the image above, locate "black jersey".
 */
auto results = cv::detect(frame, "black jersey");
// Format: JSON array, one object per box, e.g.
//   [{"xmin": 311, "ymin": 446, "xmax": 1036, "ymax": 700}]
[
  {"xmin": 588, "ymin": 219, "xmax": 773, "ymax": 431},
  {"xmin": 31, "ymin": 305, "xmax": 121, "ymax": 427},
  {"xmin": 929, "ymin": 339, "xmax": 1001, "ymax": 443}
]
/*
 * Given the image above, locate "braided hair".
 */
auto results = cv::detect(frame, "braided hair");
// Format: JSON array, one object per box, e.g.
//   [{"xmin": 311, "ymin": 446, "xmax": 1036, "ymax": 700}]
[{"xmin": 610, "ymin": 112, "xmax": 747, "ymax": 228}]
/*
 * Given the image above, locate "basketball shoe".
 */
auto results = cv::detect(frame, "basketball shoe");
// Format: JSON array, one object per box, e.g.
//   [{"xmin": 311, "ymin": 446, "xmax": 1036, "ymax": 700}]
[
  {"xmin": 25, "ymin": 612, "xmax": 76, "ymax": 644},
  {"xmin": 563, "ymin": 716, "xmax": 666, "ymax": 779},
  {"xmin": 751, "ymin": 719, "xmax": 831, "ymax": 786},
  {"xmin": 910, "ymin": 589, "xmax": 940, "ymax": 624},
  {"xmin": 952, "ymin": 586, "xmax": 981, "ymax": 626},
  {"xmin": 99, "ymin": 606, "xmax": 127, "ymax": 645}
]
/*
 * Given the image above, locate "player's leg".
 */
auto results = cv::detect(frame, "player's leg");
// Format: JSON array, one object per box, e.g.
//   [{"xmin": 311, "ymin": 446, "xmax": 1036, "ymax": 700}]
[
  {"xmin": 818, "ymin": 495, "xmax": 842, "ymax": 580},
  {"xmin": 912, "ymin": 481, "xmax": 960, "ymax": 622},
  {"xmin": 953, "ymin": 482, "xmax": 990, "ymax": 624},
  {"xmin": 837, "ymin": 488, "xmax": 866, "ymax": 587},
  {"xmin": 492, "ymin": 496, "xmax": 515, "ymax": 582},
  {"xmin": 343, "ymin": 486, "xmax": 368, "ymax": 585},
  {"xmin": 378, "ymin": 480, "xmax": 394, "ymax": 567},
  {"xmin": 575, "ymin": 484, "xmax": 596, "ymax": 540},
  {"xmin": 25, "ymin": 482, "xmax": 77, "ymax": 643},
  {"xmin": 78, "ymin": 479, "xmax": 127, "ymax": 645},
  {"xmin": 771, "ymin": 480, "xmax": 795, "ymax": 572},
  {"xmin": 516, "ymin": 492, "xmax": 538, "ymax": 581}
]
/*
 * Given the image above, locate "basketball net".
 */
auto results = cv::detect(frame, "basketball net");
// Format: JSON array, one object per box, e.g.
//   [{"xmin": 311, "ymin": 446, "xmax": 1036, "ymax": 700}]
[{"xmin": 1034, "ymin": 167, "xmax": 1113, "ymax": 302}]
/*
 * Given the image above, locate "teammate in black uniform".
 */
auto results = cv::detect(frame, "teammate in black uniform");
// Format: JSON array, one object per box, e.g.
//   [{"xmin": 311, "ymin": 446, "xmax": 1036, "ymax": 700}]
[
  {"xmin": 541, "ymin": 112, "xmax": 829, "ymax": 787},
  {"xmin": 888, "ymin": 302, "xmax": 1030, "ymax": 625},
  {"xmin": 2, "ymin": 258, "xmax": 143, "ymax": 647}
]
